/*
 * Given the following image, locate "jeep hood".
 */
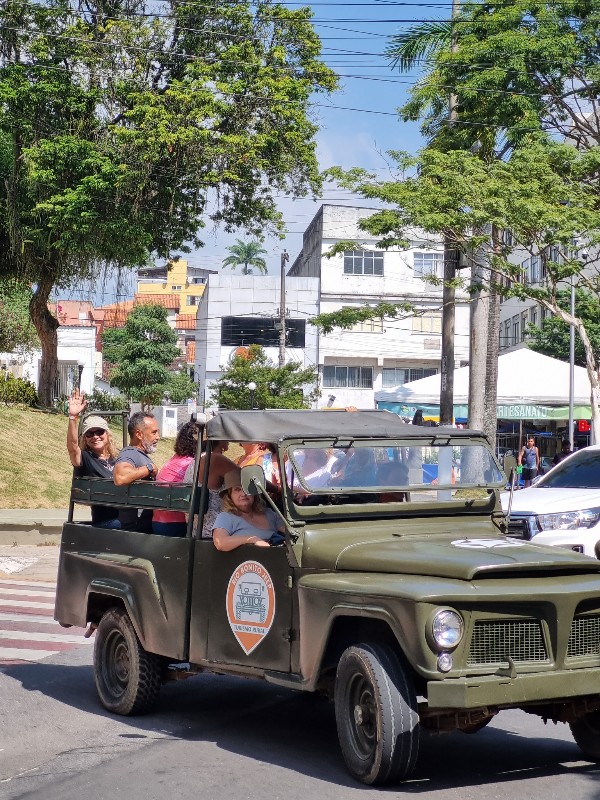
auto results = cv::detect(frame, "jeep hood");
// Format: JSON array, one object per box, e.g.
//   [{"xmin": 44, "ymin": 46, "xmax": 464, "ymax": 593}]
[{"xmin": 334, "ymin": 535, "xmax": 600, "ymax": 580}]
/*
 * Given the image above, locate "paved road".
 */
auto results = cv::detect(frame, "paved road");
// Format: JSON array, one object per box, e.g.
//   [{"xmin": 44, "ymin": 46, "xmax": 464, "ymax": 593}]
[{"xmin": 0, "ymin": 579, "xmax": 91, "ymax": 667}]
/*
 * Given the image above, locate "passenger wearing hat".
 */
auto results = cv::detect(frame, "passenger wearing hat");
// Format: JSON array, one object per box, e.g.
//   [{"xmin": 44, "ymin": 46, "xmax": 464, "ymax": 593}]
[
  {"xmin": 67, "ymin": 389, "xmax": 121, "ymax": 529},
  {"xmin": 212, "ymin": 468, "xmax": 285, "ymax": 551}
]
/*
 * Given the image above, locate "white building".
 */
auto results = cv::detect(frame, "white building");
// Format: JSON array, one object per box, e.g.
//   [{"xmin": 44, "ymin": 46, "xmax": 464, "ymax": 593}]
[
  {"xmin": 0, "ymin": 326, "xmax": 96, "ymax": 397},
  {"xmin": 288, "ymin": 205, "xmax": 471, "ymax": 409},
  {"xmin": 194, "ymin": 274, "xmax": 319, "ymax": 408}
]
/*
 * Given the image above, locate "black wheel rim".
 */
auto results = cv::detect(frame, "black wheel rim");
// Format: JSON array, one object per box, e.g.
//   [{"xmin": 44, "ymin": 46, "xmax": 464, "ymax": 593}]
[
  {"xmin": 346, "ymin": 671, "xmax": 378, "ymax": 760},
  {"xmin": 102, "ymin": 629, "xmax": 130, "ymax": 700}
]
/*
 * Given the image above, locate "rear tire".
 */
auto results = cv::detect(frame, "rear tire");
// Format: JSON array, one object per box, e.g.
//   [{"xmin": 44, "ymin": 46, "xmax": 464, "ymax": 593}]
[
  {"xmin": 334, "ymin": 643, "xmax": 419, "ymax": 785},
  {"xmin": 94, "ymin": 607, "xmax": 162, "ymax": 715},
  {"xmin": 570, "ymin": 710, "xmax": 600, "ymax": 761}
]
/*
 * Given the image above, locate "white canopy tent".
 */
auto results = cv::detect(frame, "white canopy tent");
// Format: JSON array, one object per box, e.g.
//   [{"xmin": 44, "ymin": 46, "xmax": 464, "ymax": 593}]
[{"xmin": 375, "ymin": 349, "xmax": 593, "ymax": 421}]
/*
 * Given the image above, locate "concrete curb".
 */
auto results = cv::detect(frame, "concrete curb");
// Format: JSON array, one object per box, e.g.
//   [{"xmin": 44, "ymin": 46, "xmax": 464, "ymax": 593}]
[{"xmin": 0, "ymin": 509, "xmax": 90, "ymax": 546}]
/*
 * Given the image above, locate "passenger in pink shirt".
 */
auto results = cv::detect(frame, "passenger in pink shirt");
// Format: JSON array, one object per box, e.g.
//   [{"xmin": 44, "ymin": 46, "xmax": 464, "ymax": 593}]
[{"xmin": 152, "ymin": 422, "xmax": 197, "ymax": 537}]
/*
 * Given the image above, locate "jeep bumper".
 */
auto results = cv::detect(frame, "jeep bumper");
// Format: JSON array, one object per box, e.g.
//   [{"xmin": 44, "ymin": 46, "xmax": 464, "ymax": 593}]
[{"xmin": 427, "ymin": 667, "xmax": 600, "ymax": 709}]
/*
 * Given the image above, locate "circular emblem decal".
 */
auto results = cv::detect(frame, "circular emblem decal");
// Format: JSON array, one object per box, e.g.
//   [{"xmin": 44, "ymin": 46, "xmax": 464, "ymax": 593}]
[
  {"xmin": 226, "ymin": 561, "xmax": 276, "ymax": 655},
  {"xmin": 451, "ymin": 538, "xmax": 526, "ymax": 549}
]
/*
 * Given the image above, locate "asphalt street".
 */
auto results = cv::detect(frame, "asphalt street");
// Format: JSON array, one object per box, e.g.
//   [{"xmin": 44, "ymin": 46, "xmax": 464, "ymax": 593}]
[{"xmin": 1, "ymin": 640, "xmax": 599, "ymax": 800}]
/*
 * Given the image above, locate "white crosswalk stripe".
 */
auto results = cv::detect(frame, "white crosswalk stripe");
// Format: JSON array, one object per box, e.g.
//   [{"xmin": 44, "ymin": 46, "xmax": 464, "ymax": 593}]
[{"xmin": 0, "ymin": 579, "xmax": 92, "ymax": 666}]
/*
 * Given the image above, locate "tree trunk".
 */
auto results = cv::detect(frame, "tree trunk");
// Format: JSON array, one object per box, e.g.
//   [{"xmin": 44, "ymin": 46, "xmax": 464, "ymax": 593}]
[
  {"xmin": 575, "ymin": 321, "xmax": 600, "ymax": 445},
  {"xmin": 29, "ymin": 276, "xmax": 59, "ymax": 407},
  {"xmin": 482, "ymin": 227, "xmax": 501, "ymax": 447},
  {"xmin": 439, "ymin": 238, "xmax": 457, "ymax": 426},
  {"xmin": 468, "ymin": 244, "xmax": 490, "ymax": 432}
]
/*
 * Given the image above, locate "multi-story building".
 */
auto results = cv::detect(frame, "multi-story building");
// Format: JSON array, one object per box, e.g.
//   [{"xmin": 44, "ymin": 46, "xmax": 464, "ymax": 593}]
[
  {"xmin": 194, "ymin": 274, "xmax": 319, "ymax": 408},
  {"xmin": 137, "ymin": 258, "xmax": 214, "ymax": 315},
  {"xmin": 288, "ymin": 205, "xmax": 471, "ymax": 408}
]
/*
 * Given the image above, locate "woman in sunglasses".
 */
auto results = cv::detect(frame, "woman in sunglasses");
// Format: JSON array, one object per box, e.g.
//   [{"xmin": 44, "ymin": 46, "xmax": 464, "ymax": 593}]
[{"xmin": 67, "ymin": 389, "xmax": 121, "ymax": 529}]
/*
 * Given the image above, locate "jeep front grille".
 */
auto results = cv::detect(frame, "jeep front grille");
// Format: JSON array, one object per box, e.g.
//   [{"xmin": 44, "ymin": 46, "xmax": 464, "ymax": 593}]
[
  {"xmin": 567, "ymin": 614, "xmax": 600, "ymax": 658},
  {"xmin": 467, "ymin": 620, "xmax": 548, "ymax": 665}
]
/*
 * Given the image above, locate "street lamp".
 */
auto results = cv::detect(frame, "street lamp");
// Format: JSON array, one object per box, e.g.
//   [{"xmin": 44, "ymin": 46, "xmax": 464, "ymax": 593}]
[{"xmin": 248, "ymin": 381, "xmax": 257, "ymax": 410}]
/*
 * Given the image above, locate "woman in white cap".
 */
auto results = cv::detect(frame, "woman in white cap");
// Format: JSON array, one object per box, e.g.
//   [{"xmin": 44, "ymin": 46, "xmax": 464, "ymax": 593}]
[
  {"xmin": 67, "ymin": 389, "xmax": 121, "ymax": 529},
  {"xmin": 212, "ymin": 468, "xmax": 285, "ymax": 551}
]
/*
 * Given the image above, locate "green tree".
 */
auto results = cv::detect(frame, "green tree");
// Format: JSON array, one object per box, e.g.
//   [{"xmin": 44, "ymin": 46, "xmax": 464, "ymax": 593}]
[
  {"xmin": 209, "ymin": 344, "xmax": 318, "ymax": 409},
  {"xmin": 0, "ymin": 0, "xmax": 336, "ymax": 406},
  {"xmin": 103, "ymin": 304, "xmax": 180, "ymax": 410},
  {"xmin": 528, "ymin": 290, "xmax": 600, "ymax": 368},
  {"xmin": 0, "ymin": 279, "xmax": 37, "ymax": 353},
  {"xmin": 222, "ymin": 240, "xmax": 268, "ymax": 275},
  {"xmin": 166, "ymin": 370, "xmax": 197, "ymax": 405}
]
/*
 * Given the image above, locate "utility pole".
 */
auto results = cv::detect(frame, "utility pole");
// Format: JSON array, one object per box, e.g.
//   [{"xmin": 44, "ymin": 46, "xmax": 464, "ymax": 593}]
[
  {"xmin": 279, "ymin": 249, "xmax": 289, "ymax": 367},
  {"xmin": 439, "ymin": 0, "xmax": 461, "ymax": 426}
]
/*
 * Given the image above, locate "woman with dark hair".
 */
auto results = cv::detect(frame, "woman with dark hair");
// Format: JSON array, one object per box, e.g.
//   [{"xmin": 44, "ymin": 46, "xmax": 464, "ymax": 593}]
[
  {"xmin": 212, "ymin": 469, "xmax": 284, "ymax": 551},
  {"xmin": 152, "ymin": 422, "xmax": 198, "ymax": 536}
]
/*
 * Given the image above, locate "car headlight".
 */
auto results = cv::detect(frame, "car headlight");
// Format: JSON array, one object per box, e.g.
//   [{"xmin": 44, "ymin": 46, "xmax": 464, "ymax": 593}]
[
  {"xmin": 536, "ymin": 507, "xmax": 600, "ymax": 531},
  {"xmin": 430, "ymin": 609, "xmax": 464, "ymax": 650}
]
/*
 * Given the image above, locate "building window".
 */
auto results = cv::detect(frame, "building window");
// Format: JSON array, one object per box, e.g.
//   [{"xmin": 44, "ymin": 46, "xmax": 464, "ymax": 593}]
[
  {"xmin": 530, "ymin": 305, "xmax": 538, "ymax": 327},
  {"xmin": 521, "ymin": 312, "xmax": 528, "ymax": 341},
  {"xmin": 502, "ymin": 320, "xmax": 511, "ymax": 350},
  {"xmin": 349, "ymin": 315, "xmax": 384, "ymax": 333},
  {"xmin": 547, "ymin": 244, "xmax": 563, "ymax": 264},
  {"xmin": 322, "ymin": 366, "xmax": 373, "ymax": 389},
  {"xmin": 171, "ymin": 285, "xmax": 183, "ymax": 291},
  {"xmin": 382, "ymin": 367, "xmax": 437, "ymax": 387},
  {"xmin": 530, "ymin": 255, "xmax": 540, "ymax": 284},
  {"xmin": 413, "ymin": 251, "xmax": 443, "ymax": 278},
  {"xmin": 343, "ymin": 250, "xmax": 384, "ymax": 276},
  {"xmin": 186, "ymin": 296, "xmax": 200, "ymax": 305},
  {"xmin": 190, "ymin": 277, "xmax": 206, "ymax": 285},
  {"xmin": 512, "ymin": 315, "xmax": 520, "ymax": 345},
  {"xmin": 412, "ymin": 312, "xmax": 442, "ymax": 334},
  {"xmin": 221, "ymin": 316, "xmax": 306, "ymax": 348}
]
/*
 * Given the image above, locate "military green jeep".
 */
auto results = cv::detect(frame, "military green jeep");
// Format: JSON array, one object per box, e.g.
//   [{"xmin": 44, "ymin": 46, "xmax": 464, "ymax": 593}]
[{"xmin": 54, "ymin": 409, "xmax": 600, "ymax": 786}]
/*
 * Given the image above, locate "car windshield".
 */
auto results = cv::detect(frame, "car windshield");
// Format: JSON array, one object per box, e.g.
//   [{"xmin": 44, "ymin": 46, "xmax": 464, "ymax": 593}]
[
  {"xmin": 286, "ymin": 441, "xmax": 504, "ymax": 503},
  {"xmin": 537, "ymin": 449, "xmax": 600, "ymax": 489}
]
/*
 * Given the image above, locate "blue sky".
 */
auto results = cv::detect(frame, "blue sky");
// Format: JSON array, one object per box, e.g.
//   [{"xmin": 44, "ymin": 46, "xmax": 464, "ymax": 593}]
[{"xmin": 71, "ymin": 1, "xmax": 454, "ymax": 304}]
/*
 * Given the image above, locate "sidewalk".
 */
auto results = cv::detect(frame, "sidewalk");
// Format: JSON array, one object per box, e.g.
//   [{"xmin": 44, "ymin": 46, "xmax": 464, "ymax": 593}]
[{"xmin": 0, "ymin": 508, "xmax": 90, "ymax": 583}]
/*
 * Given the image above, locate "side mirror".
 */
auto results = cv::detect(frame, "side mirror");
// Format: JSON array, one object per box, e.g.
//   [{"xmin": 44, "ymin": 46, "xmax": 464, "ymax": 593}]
[
  {"xmin": 503, "ymin": 454, "xmax": 517, "ymax": 482},
  {"xmin": 241, "ymin": 464, "xmax": 265, "ymax": 496}
]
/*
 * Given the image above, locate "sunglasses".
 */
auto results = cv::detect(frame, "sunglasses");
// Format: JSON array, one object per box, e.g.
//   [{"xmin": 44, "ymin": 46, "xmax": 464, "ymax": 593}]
[{"xmin": 84, "ymin": 428, "xmax": 106, "ymax": 438}]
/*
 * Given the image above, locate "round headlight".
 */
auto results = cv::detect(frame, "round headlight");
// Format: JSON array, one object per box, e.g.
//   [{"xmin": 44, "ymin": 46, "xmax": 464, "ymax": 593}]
[{"xmin": 431, "ymin": 609, "xmax": 464, "ymax": 650}]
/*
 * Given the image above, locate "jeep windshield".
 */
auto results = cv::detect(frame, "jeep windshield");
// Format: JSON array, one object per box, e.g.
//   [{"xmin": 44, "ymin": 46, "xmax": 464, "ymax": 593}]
[{"xmin": 286, "ymin": 441, "xmax": 504, "ymax": 503}]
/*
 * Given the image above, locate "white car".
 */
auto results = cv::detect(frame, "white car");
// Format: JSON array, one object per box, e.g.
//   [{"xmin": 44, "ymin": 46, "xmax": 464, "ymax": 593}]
[{"xmin": 501, "ymin": 445, "xmax": 600, "ymax": 559}]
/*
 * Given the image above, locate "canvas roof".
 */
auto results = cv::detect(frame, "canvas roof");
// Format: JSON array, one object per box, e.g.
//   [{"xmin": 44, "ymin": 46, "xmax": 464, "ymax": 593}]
[
  {"xmin": 206, "ymin": 409, "xmax": 482, "ymax": 442},
  {"xmin": 375, "ymin": 349, "xmax": 592, "ymax": 407}
]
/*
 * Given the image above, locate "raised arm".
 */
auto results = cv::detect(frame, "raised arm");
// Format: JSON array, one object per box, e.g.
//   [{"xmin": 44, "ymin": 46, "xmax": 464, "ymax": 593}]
[{"xmin": 66, "ymin": 389, "xmax": 87, "ymax": 468}]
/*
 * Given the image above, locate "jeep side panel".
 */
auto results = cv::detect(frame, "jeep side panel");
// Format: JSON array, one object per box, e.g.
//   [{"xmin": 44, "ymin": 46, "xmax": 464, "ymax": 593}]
[{"xmin": 55, "ymin": 523, "xmax": 193, "ymax": 660}]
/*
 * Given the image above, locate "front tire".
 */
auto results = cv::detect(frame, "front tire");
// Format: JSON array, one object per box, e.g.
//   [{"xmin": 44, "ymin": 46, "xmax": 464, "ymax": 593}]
[
  {"xmin": 334, "ymin": 643, "xmax": 419, "ymax": 785},
  {"xmin": 94, "ymin": 607, "xmax": 162, "ymax": 715},
  {"xmin": 571, "ymin": 710, "xmax": 600, "ymax": 761}
]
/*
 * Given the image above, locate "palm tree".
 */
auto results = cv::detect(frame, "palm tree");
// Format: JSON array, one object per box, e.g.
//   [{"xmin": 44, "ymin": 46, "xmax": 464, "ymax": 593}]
[{"xmin": 222, "ymin": 239, "xmax": 268, "ymax": 275}]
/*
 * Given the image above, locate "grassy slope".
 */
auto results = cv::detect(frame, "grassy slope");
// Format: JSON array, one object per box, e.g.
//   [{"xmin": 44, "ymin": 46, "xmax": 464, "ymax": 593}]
[{"xmin": 0, "ymin": 406, "xmax": 176, "ymax": 509}]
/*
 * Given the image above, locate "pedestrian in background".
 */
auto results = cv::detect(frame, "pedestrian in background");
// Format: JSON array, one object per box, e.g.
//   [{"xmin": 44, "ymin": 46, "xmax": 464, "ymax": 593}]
[
  {"xmin": 552, "ymin": 440, "xmax": 573, "ymax": 467},
  {"xmin": 518, "ymin": 436, "xmax": 540, "ymax": 488}
]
